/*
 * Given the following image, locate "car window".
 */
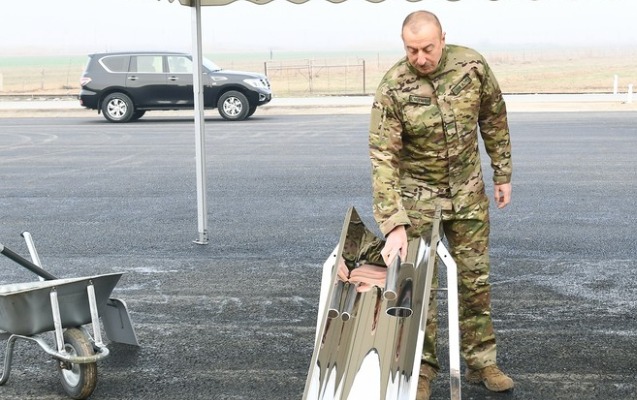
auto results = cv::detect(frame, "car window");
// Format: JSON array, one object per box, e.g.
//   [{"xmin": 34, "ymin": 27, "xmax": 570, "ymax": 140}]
[
  {"xmin": 100, "ymin": 55, "xmax": 130, "ymax": 73},
  {"xmin": 168, "ymin": 56, "xmax": 193, "ymax": 74},
  {"xmin": 133, "ymin": 56, "xmax": 163, "ymax": 73}
]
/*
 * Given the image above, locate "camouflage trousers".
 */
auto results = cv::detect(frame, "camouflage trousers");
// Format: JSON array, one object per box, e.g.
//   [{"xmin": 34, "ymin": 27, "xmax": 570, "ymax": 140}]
[{"xmin": 405, "ymin": 196, "xmax": 497, "ymax": 371}]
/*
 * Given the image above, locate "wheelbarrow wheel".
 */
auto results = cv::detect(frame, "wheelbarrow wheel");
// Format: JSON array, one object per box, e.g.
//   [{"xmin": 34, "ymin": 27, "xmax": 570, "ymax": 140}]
[{"xmin": 58, "ymin": 328, "xmax": 98, "ymax": 400}]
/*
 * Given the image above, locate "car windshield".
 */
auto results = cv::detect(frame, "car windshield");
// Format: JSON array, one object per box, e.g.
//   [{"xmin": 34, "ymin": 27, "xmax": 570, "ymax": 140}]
[{"xmin": 203, "ymin": 58, "xmax": 221, "ymax": 72}]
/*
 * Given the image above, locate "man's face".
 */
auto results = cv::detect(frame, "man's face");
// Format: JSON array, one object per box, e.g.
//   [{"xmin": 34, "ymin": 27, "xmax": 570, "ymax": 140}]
[{"xmin": 402, "ymin": 24, "xmax": 445, "ymax": 75}]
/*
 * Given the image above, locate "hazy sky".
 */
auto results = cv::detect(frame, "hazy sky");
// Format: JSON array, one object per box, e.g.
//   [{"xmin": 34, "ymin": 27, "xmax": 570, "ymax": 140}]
[{"xmin": 2, "ymin": 0, "xmax": 636, "ymax": 56}]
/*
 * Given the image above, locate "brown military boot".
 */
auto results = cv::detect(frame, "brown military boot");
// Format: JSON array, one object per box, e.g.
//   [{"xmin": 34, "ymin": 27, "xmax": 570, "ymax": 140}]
[
  {"xmin": 466, "ymin": 365, "xmax": 514, "ymax": 392},
  {"xmin": 416, "ymin": 363, "xmax": 438, "ymax": 400}
]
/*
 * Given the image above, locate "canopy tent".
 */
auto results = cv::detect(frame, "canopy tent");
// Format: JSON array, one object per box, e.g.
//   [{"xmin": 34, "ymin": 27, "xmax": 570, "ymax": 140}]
[
  {"xmin": 161, "ymin": 0, "xmax": 480, "ymax": 244},
  {"xmin": 174, "ymin": 0, "xmax": 426, "ymax": 5}
]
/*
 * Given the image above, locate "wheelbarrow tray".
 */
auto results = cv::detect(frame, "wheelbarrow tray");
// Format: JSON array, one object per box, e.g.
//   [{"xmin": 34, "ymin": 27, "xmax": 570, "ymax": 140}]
[{"xmin": 0, "ymin": 273, "xmax": 122, "ymax": 336}]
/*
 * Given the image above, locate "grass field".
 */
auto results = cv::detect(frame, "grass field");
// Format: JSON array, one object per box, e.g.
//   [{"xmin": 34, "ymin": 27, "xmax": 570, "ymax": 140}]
[{"xmin": 0, "ymin": 47, "xmax": 635, "ymax": 96}]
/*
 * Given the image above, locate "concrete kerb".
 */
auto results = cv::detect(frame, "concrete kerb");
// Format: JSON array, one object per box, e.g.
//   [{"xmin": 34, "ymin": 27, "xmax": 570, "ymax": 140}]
[{"xmin": 0, "ymin": 94, "xmax": 635, "ymax": 118}]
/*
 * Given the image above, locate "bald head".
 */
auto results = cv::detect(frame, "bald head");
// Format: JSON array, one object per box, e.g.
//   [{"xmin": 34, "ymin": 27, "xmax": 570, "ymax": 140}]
[
  {"xmin": 402, "ymin": 11, "xmax": 443, "ymax": 38},
  {"xmin": 401, "ymin": 11, "xmax": 446, "ymax": 75}
]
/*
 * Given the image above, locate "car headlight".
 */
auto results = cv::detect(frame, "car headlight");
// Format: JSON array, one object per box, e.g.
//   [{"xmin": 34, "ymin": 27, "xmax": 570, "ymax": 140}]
[{"xmin": 244, "ymin": 78, "xmax": 269, "ymax": 89}]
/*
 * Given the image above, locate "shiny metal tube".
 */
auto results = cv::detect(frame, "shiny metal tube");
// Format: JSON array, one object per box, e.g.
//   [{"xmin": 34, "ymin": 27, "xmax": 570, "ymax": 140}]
[
  {"xmin": 383, "ymin": 256, "xmax": 401, "ymax": 301},
  {"xmin": 327, "ymin": 280, "xmax": 345, "ymax": 319},
  {"xmin": 384, "ymin": 256, "xmax": 415, "ymax": 318},
  {"xmin": 385, "ymin": 278, "xmax": 413, "ymax": 318},
  {"xmin": 21, "ymin": 232, "xmax": 44, "ymax": 281},
  {"xmin": 87, "ymin": 282, "xmax": 104, "ymax": 347},
  {"xmin": 340, "ymin": 283, "xmax": 358, "ymax": 322},
  {"xmin": 49, "ymin": 289, "xmax": 65, "ymax": 352}
]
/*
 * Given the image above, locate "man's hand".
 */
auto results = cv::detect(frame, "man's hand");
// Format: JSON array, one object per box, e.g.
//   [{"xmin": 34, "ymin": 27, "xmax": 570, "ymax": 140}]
[
  {"xmin": 336, "ymin": 256, "xmax": 351, "ymax": 282},
  {"xmin": 494, "ymin": 182, "xmax": 512, "ymax": 209},
  {"xmin": 381, "ymin": 225, "xmax": 408, "ymax": 266}
]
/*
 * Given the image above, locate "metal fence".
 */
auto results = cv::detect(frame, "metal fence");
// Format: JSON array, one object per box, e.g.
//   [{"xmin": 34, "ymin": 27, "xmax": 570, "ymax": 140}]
[
  {"xmin": 264, "ymin": 59, "xmax": 368, "ymax": 96},
  {"xmin": 0, "ymin": 67, "xmax": 82, "ymax": 94},
  {"xmin": 0, "ymin": 59, "xmax": 374, "ymax": 97},
  {"xmin": 2, "ymin": 50, "xmax": 634, "ymax": 96}
]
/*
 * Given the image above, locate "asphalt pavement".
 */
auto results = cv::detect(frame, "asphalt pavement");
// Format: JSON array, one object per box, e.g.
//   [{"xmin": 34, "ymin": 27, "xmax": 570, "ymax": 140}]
[{"xmin": 0, "ymin": 109, "xmax": 636, "ymax": 400}]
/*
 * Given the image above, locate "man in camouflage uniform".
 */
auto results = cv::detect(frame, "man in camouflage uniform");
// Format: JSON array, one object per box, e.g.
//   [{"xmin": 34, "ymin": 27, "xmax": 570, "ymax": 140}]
[{"xmin": 369, "ymin": 10, "xmax": 514, "ymax": 400}]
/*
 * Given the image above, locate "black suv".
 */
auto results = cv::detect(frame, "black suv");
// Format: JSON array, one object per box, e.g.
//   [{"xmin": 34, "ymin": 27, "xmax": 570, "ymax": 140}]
[{"xmin": 79, "ymin": 52, "xmax": 272, "ymax": 122}]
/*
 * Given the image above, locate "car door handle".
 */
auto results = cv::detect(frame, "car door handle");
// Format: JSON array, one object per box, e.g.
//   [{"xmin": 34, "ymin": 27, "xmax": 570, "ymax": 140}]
[
  {"xmin": 168, "ymin": 76, "xmax": 179, "ymax": 81},
  {"xmin": 128, "ymin": 76, "xmax": 139, "ymax": 81}
]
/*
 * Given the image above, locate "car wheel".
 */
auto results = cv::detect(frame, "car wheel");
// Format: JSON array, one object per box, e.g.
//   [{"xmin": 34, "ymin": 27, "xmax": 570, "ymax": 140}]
[
  {"xmin": 246, "ymin": 105, "xmax": 257, "ymax": 118},
  {"xmin": 217, "ymin": 91, "xmax": 249, "ymax": 121},
  {"xmin": 102, "ymin": 92, "xmax": 134, "ymax": 123}
]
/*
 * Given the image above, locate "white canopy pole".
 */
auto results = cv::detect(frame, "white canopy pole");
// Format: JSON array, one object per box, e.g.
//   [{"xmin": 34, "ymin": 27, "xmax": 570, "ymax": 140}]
[{"xmin": 191, "ymin": 0, "xmax": 209, "ymax": 244}]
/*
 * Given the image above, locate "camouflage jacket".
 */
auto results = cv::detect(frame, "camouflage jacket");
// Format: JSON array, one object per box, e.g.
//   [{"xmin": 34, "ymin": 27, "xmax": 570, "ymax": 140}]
[{"xmin": 369, "ymin": 44, "xmax": 512, "ymax": 236}]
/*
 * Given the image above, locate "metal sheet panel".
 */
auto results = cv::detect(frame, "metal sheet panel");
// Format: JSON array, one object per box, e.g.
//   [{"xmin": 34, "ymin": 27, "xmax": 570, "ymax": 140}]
[
  {"xmin": 0, "ymin": 273, "xmax": 123, "ymax": 336},
  {"xmin": 303, "ymin": 207, "xmax": 440, "ymax": 400}
]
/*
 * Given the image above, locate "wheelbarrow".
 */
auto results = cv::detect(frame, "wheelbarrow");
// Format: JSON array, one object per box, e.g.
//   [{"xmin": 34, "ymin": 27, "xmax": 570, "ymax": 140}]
[{"xmin": 0, "ymin": 233, "xmax": 138, "ymax": 399}]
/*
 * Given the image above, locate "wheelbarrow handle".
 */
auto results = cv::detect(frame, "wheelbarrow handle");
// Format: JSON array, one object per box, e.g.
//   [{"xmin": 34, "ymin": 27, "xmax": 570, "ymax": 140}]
[{"xmin": 0, "ymin": 242, "xmax": 57, "ymax": 280}]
